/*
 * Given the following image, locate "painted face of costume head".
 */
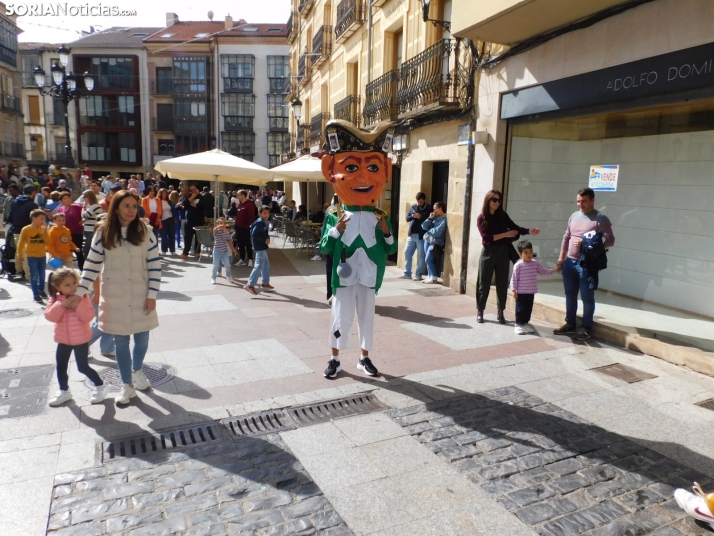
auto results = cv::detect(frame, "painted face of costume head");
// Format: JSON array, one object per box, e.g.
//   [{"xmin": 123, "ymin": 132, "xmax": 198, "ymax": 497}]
[{"xmin": 319, "ymin": 120, "xmax": 394, "ymax": 207}]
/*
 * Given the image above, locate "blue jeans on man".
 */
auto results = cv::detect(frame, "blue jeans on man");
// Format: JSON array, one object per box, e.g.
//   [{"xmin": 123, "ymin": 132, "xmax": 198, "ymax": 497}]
[
  {"xmin": 562, "ymin": 257, "xmax": 595, "ymax": 329},
  {"xmin": 27, "ymin": 256, "xmax": 46, "ymax": 297},
  {"xmin": 403, "ymin": 234, "xmax": 425, "ymax": 278},
  {"xmin": 247, "ymin": 249, "xmax": 270, "ymax": 287}
]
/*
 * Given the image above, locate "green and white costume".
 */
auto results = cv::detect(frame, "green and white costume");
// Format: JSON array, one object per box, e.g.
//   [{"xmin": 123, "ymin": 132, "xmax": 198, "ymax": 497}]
[{"xmin": 321, "ymin": 205, "xmax": 398, "ymax": 350}]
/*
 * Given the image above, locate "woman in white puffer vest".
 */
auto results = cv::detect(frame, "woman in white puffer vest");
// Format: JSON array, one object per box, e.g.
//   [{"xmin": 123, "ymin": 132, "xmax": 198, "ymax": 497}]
[{"xmin": 77, "ymin": 190, "xmax": 161, "ymax": 406}]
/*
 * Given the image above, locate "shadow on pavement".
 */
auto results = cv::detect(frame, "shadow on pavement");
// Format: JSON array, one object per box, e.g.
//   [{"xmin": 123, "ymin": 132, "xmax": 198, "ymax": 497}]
[{"xmin": 375, "ymin": 305, "xmax": 473, "ymax": 328}]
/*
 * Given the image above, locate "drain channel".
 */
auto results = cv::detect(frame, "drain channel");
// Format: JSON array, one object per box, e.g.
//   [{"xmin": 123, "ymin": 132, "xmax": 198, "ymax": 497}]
[
  {"xmin": 221, "ymin": 410, "xmax": 296, "ymax": 440},
  {"xmin": 102, "ymin": 423, "xmax": 224, "ymax": 462},
  {"xmin": 695, "ymin": 398, "xmax": 714, "ymax": 411},
  {"xmin": 287, "ymin": 393, "xmax": 387, "ymax": 426}
]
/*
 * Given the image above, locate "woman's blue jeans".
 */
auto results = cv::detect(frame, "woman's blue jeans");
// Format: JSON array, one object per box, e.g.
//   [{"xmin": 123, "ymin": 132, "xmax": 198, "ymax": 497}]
[
  {"xmin": 89, "ymin": 303, "xmax": 115, "ymax": 355},
  {"xmin": 562, "ymin": 257, "xmax": 596, "ymax": 329},
  {"xmin": 113, "ymin": 331, "xmax": 150, "ymax": 385}
]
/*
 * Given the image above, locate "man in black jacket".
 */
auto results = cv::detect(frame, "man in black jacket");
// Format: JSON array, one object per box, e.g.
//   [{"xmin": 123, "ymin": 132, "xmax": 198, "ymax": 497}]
[
  {"xmin": 7, "ymin": 185, "xmax": 38, "ymax": 279},
  {"xmin": 399, "ymin": 192, "xmax": 431, "ymax": 281},
  {"xmin": 179, "ymin": 184, "xmax": 206, "ymax": 258}
]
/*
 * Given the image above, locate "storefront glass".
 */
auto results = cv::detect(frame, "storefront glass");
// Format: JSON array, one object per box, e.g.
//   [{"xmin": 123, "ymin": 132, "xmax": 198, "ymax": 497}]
[{"xmin": 506, "ymin": 99, "xmax": 714, "ymax": 325}]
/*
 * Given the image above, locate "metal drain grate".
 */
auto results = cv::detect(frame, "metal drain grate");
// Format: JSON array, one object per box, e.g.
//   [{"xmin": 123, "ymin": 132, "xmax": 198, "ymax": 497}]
[
  {"xmin": 102, "ymin": 423, "xmax": 224, "ymax": 462},
  {"xmin": 220, "ymin": 410, "xmax": 296, "ymax": 440},
  {"xmin": 287, "ymin": 393, "xmax": 388, "ymax": 426},
  {"xmin": 591, "ymin": 363, "xmax": 657, "ymax": 383},
  {"xmin": 695, "ymin": 398, "xmax": 714, "ymax": 411},
  {"xmin": 0, "ymin": 365, "xmax": 54, "ymax": 419},
  {"xmin": 0, "ymin": 308, "xmax": 33, "ymax": 319},
  {"xmin": 89, "ymin": 363, "xmax": 175, "ymax": 390}
]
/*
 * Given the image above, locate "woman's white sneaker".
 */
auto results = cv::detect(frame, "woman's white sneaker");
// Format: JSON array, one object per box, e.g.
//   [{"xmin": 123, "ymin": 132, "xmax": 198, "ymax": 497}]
[
  {"xmin": 132, "ymin": 370, "xmax": 151, "ymax": 391},
  {"xmin": 115, "ymin": 384, "xmax": 137, "ymax": 406},
  {"xmin": 90, "ymin": 384, "xmax": 111, "ymax": 404},
  {"xmin": 48, "ymin": 390, "xmax": 73, "ymax": 407}
]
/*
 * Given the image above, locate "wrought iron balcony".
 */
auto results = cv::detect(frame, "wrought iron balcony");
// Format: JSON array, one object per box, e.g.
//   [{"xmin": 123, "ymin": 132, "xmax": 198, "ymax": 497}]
[
  {"xmin": 397, "ymin": 38, "xmax": 475, "ymax": 118},
  {"xmin": 336, "ymin": 0, "xmax": 364, "ymax": 43},
  {"xmin": 298, "ymin": 0, "xmax": 314, "ymax": 16},
  {"xmin": 269, "ymin": 77, "xmax": 289, "ymax": 94},
  {"xmin": 298, "ymin": 54, "xmax": 311, "ymax": 87},
  {"xmin": 287, "ymin": 12, "xmax": 297, "ymax": 44},
  {"xmin": 334, "ymin": 95, "xmax": 361, "ymax": 126},
  {"xmin": 312, "ymin": 25, "xmax": 333, "ymax": 70},
  {"xmin": 4, "ymin": 142, "xmax": 25, "ymax": 158},
  {"xmin": 363, "ymin": 69, "xmax": 398, "ymax": 127},
  {"xmin": 295, "ymin": 125, "xmax": 308, "ymax": 154},
  {"xmin": 309, "ymin": 112, "xmax": 331, "ymax": 148},
  {"xmin": 151, "ymin": 79, "xmax": 173, "ymax": 95},
  {"xmin": 1, "ymin": 94, "xmax": 22, "ymax": 115}
]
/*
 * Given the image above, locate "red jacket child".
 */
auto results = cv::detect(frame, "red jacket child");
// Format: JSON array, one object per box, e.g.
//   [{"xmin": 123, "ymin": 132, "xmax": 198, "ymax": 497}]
[{"xmin": 44, "ymin": 294, "xmax": 94, "ymax": 346}]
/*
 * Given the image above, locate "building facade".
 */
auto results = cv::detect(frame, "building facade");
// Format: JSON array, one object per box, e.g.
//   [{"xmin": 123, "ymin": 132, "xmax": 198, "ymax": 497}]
[
  {"xmin": 0, "ymin": 3, "xmax": 25, "ymax": 170},
  {"xmin": 453, "ymin": 0, "xmax": 714, "ymax": 323},
  {"xmin": 285, "ymin": 0, "xmax": 476, "ymax": 287}
]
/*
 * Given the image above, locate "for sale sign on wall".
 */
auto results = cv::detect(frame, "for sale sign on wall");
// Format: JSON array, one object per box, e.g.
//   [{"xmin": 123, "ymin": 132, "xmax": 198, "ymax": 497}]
[{"xmin": 588, "ymin": 165, "xmax": 619, "ymax": 191}]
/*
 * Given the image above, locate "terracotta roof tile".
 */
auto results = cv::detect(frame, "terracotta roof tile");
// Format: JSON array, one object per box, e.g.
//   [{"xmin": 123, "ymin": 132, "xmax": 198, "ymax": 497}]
[
  {"xmin": 18, "ymin": 42, "xmax": 58, "ymax": 51},
  {"xmin": 144, "ymin": 21, "xmax": 288, "ymax": 42}
]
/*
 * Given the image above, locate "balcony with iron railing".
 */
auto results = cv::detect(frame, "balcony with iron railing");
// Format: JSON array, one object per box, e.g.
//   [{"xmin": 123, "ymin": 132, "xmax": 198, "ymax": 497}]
[
  {"xmin": 309, "ymin": 112, "xmax": 331, "ymax": 148},
  {"xmin": 298, "ymin": 0, "xmax": 314, "ymax": 16},
  {"xmin": 295, "ymin": 125, "xmax": 308, "ymax": 154},
  {"xmin": 363, "ymin": 69, "xmax": 398, "ymax": 127},
  {"xmin": 269, "ymin": 77, "xmax": 290, "ymax": 94},
  {"xmin": 298, "ymin": 54, "xmax": 311, "ymax": 87},
  {"xmin": 334, "ymin": 95, "xmax": 361, "ymax": 126},
  {"xmin": 336, "ymin": 0, "xmax": 364, "ymax": 42},
  {"xmin": 287, "ymin": 12, "xmax": 297, "ymax": 44},
  {"xmin": 397, "ymin": 38, "xmax": 474, "ymax": 118},
  {"xmin": 4, "ymin": 142, "xmax": 25, "ymax": 159},
  {"xmin": 1, "ymin": 94, "xmax": 22, "ymax": 115},
  {"xmin": 312, "ymin": 26, "xmax": 333, "ymax": 70}
]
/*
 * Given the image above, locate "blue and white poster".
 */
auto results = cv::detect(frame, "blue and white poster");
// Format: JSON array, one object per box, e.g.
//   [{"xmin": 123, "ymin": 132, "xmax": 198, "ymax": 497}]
[{"xmin": 589, "ymin": 165, "xmax": 619, "ymax": 191}]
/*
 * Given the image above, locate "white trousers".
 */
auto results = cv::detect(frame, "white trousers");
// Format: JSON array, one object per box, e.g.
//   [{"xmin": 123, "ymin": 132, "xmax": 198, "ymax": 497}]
[{"xmin": 329, "ymin": 283, "xmax": 376, "ymax": 351}]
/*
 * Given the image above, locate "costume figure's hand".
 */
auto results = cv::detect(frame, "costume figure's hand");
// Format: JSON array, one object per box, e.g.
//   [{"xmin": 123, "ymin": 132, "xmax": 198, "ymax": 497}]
[
  {"xmin": 335, "ymin": 214, "xmax": 349, "ymax": 233},
  {"xmin": 377, "ymin": 217, "xmax": 390, "ymax": 236}
]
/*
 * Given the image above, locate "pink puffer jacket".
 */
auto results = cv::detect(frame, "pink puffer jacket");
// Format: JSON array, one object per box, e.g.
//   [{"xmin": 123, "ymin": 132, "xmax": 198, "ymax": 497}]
[{"xmin": 44, "ymin": 294, "xmax": 94, "ymax": 345}]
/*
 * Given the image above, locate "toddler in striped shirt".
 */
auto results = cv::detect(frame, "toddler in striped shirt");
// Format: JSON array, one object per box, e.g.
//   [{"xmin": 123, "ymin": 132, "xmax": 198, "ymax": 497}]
[{"xmin": 510, "ymin": 240, "xmax": 561, "ymax": 335}]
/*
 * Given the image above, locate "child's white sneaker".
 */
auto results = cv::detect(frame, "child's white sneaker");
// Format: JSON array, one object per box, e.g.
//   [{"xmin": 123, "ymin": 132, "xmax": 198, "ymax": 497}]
[
  {"xmin": 514, "ymin": 325, "xmax": 527, "ymax": 335},
  {"xmin": 132, "ymin": 369, "xmax": 151, "ymax": 391},
  {"xmin": 210, "ymin": 278, "xmax": 216, "ymax": 284},
  {"xmin": 48, "ymin": 389, "xmax": 73, "ymax": 407},
  {"xmin": 90, "ymin": 384, "xmax": 110, "ymax": 404},
  {"xmin": 115, "ymin": 384, "xmax": 137, "ymax": 406}
]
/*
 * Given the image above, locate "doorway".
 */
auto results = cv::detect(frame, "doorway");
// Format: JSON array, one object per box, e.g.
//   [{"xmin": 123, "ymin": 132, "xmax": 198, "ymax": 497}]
[{"xmin": 431, "ymin": 161, "xmax": 449, "ymax": 206}]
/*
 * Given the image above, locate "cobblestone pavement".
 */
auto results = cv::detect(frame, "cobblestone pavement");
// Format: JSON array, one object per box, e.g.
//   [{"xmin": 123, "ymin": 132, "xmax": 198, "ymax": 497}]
[
  {"xmin": 48, "ymin": 433, "xmax": 351, "ymax": 536},
  {"xmin": 387, "ymin": 386, "xmax": 714, "ymax": 536}
]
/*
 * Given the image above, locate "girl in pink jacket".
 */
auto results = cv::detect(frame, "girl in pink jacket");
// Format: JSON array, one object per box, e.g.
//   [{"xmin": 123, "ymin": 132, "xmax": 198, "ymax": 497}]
[{"xmin": 45, "ymin": 268, "xmax": 109, "ymax": 407}]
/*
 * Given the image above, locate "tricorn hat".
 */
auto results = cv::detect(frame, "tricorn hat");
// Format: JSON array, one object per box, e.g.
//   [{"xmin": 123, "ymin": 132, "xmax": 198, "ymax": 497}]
[{"xmin": 324, "ymin": 119, "xmax": 394, "ymax": 156}]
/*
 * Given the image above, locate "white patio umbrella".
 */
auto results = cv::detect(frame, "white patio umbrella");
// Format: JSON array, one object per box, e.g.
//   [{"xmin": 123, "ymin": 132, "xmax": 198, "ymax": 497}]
[
  {"xmin": 154, "ymin": 149, "xmax": 273, "ymax": 220},
  {"xmin": 271, "ymin": 155, "xmax": 327, "ymax": 217}
]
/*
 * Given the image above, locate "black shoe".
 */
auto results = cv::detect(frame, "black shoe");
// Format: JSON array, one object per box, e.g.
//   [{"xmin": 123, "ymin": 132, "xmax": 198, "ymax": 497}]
[
  {"xmin": 324, "ymin": 359, "xmax": 342, "ymax": 378},
  {"xmin": 33, "ymin": 295, "xmax": 44, "ymax": 303},
  {"xmin": 497, "ymin": 310, "xmax": 506, "ymax": 324},
  {"xmin": 553, "ymin": 323, "xmax": 577, "ymax": 335},
  {"xmin": 575, "ymin": 327, "xmax": 591, "ymax": 341},
  {"xmin": 477, "ymin": 310, "xmax": 484, "ymax": 323},
  {"xmin": 39, "ymin": 291, "xmax": 48, "ymax": 299},
  {"xmin": 357, "ymin": 357, "xmax": 379, "ymax": 376}
]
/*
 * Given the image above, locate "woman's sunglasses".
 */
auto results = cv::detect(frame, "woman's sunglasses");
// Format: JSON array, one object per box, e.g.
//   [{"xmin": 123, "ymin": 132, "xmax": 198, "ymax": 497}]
[{"xmin": 491, "ymin": 198, "xmax": 502, "ymax": 203}]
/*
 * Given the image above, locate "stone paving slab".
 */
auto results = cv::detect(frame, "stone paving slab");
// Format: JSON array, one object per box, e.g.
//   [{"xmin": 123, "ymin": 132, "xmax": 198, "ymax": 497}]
[
  {"xmin": 47, "ymin": 432, "xmax": 352, "ymax": 536},
  {"xmin": 385, "ymin": 386, "xmax": 714, "ymax": 536}
]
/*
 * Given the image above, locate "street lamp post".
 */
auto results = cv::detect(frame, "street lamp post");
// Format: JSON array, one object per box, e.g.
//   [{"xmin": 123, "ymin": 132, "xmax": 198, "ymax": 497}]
[{"xmin": 33, "ymin": 45, "xmax": 94, "ymax": 169}]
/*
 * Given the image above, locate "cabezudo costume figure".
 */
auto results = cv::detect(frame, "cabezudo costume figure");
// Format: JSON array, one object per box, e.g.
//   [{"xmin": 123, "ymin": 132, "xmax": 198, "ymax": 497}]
[{"xmin": 320, "ymin": 120, "xmax": 398, "ymax": 378}]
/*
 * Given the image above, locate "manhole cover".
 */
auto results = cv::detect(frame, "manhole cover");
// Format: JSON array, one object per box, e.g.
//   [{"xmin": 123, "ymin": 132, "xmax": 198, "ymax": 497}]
[
  {"xmin": 0, "ymin": 365, "xmax": 54, "ymax": 419},
  {"xmin": 88, "ymin": 363, "xmax": 175, "ymax": 390},
  {"xmin": 0, "ymin": 308, "xmax": 33, "ymax": 319},
  {"xmin": 591, "ymin": 363, "xmax": 657, "ymax": 383}
]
